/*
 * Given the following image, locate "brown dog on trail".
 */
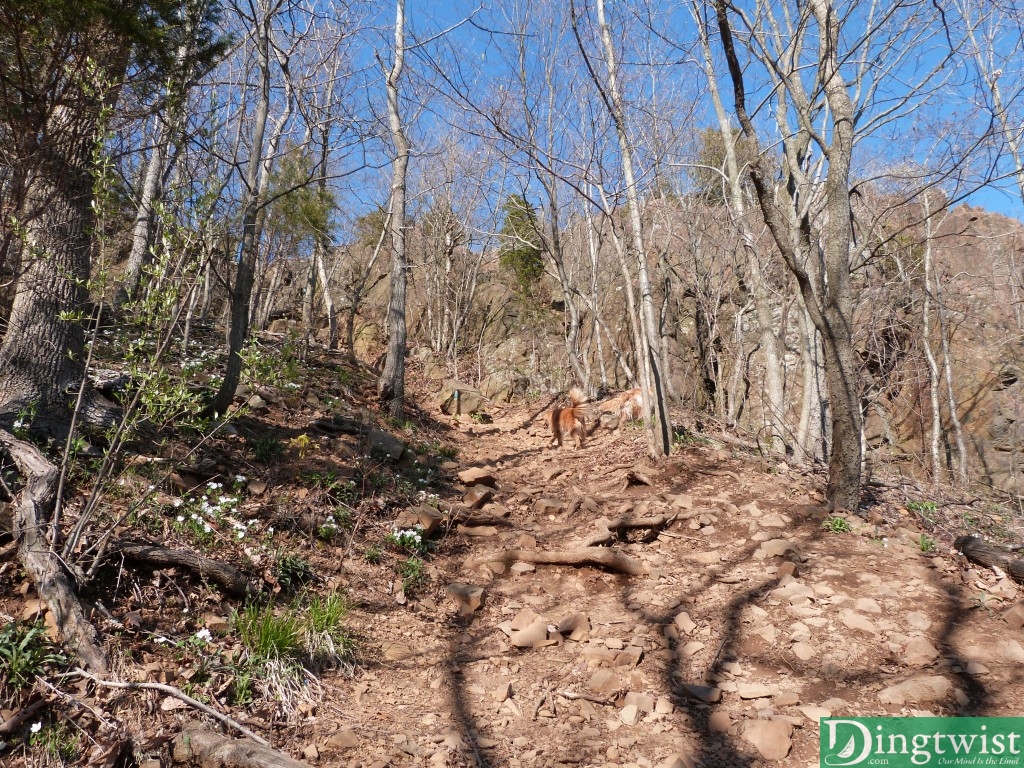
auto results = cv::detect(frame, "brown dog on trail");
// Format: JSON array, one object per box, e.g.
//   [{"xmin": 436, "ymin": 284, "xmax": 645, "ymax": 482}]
[
  {"xmin": 599, "ymin": 387, "xmax": 643, "ymax": 424},
  {"xmin": 549, "ymin": 387, "xmax": 588, "ymax": 449}
]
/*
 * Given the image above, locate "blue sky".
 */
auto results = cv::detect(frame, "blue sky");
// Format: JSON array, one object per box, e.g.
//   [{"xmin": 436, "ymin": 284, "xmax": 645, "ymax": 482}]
[{"xmin": 353, "ymin": 0, "xmax": 1024, "ymax": 226}]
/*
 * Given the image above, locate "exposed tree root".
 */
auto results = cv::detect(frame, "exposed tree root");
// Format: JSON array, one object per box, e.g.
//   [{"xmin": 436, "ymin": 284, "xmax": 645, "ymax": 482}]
[
  {"xmin": 171, "ymin": 725, "xmax": 312, "ymax": 767},
  {"xmin": 0, "ymin": 431, "xmax": 108, "ymax": 673},
  {"xmin": 112, "ymin": 540, "xmax": 257, "ymax": 597},
  {"xmin": 955, "ymin": 535, "xmax": 1024, "ymax": 583},
  {"xmin": 464, "ymin": 546, "xmax": 647, "ymax": 576},
  {"xmin": 582, "ymin": 513, "xmax": 676, "ymax": 547}
]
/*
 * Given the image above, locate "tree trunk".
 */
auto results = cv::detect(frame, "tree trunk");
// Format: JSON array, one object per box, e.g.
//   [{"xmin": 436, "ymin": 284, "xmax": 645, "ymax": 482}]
[
  {"xmin": 592, "ymin": 0, "xmax": 671, "ymax": 457},
  {"xmin": 206, "ymin": 4, "xmax": 291, "ymax": 417},
  {"xmin": 0, "ymin": 105, "xmax": 110, "ymax": 434},
  {"xmin": 378, "ymin": 0, "xmax": 410, "ymax": 421},
  {"xmin": 933, "ymin": 261, "xmax": 968, "ymax": 484},
  {"xmin": 715, "ymin": 0, "xmax": 862, "ymax": 509},
  {"xmin": 921, "ymin": 194, "xmax": 942, "ymax": 490},
  {"xmin": 116, "ymin": 118, "xmax": 169, "ymax": 310}
]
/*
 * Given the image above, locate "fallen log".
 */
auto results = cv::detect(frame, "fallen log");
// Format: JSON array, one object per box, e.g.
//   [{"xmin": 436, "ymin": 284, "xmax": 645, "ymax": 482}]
[
  {"xmin": 112, "ymin": 540, "xmax": 256, "ymax": 597},
  {"xmin": 0, "ymin": 431, "xmax": 108, "ymax": 673},
  {"xmin": 171, "ymin": 726, "xmax": 311, "ymax": 768},
  {"xmin": 955, "ymin": 535, "xmax": 1024, "ymax": 583},
  {"xmin": 464, "ymin": 547, "xmax": 646, "ymax": 576}
]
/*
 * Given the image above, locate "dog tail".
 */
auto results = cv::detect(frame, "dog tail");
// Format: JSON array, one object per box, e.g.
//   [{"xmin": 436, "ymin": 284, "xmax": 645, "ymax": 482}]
[{"xmin": 568, "ymin": 386, "xmax": 589, "ymax": 408}]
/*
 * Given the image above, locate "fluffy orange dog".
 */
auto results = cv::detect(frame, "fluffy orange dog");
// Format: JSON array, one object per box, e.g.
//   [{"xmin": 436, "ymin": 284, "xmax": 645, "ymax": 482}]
[
  {"xmin": 549, "ymin": 387, "xmax": 588, "ymax": 449},
  {"xmin": 600, "ymin": 387, "xmax": 644, "ymax": 423}
]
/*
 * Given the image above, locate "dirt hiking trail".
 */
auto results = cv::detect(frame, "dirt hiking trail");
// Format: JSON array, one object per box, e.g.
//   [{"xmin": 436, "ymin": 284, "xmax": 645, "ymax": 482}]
[{"xmin": 326, "ymin": 399, "xmax": 1024, "ymax": 768}]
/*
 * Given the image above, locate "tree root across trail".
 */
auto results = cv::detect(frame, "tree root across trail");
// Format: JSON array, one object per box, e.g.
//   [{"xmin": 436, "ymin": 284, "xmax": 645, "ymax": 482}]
[{"xmin": 464, "ymin": 546, "xmax": 647, "ymax": 576}]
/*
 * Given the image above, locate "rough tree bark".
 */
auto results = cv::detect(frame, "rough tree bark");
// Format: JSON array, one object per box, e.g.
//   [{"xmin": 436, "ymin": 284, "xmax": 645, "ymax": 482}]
[{"xmin": 0, "ymin": 103, "xmax": 115, "ymax": 435}]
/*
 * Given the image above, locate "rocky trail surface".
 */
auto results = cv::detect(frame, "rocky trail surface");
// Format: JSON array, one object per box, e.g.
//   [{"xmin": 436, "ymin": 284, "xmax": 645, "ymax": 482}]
[
  {"xmin": 6, "ymin": 389, "xmax": 1023, "ymax": 768},
  {"xmin": 315, "ymin": 402, "xmax": 1024, "ymax": 768}
]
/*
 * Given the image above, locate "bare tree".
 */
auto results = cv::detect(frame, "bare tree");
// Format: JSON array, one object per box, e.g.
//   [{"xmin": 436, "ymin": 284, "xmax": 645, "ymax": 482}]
[
  {"xmin": 571, "ymin": 0, "xmax": 671, "ymax": 457},
  {"xmin": 377, "ymin": 0, "xmax": 411, "ymax": 420},
  {"xmin": 712, "ymin": 0, "xmax": 958, "ymax": 509}
]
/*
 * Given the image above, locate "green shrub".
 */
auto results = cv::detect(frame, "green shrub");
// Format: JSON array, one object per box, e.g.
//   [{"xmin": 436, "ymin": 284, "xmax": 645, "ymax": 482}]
[
  {"xmin": 275, "ymin": 552, "xmax": 315, "ymax": 591},
  {"xmin": 0, "ymin": 621, "xmax": 66, "ymax": 700},
  {"xmin": 821, "ymin": 515, "xmax": 851, "ymax": 534}
]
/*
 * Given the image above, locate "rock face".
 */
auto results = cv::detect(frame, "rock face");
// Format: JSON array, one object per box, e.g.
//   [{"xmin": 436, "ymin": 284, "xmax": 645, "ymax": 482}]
[{"xmin": 856, "ymin": 206, "xmax": 1024, "ymax": 493}]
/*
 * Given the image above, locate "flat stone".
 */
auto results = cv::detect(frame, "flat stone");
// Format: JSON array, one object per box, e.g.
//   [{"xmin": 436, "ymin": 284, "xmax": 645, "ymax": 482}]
[
  {"xmin": 775, "ymin": 692, "xmax": 800, "ymax": 706},
  {"xmin": 589, "ymin": 669, "xmax": 620, "ymax": 694},
  {"xmin": 756, "ymin": 540, "xmax": 801, "ymax": 560},
  {"xmin": 906, "ymin": 611, "xmax": 932, "ymax": 630},
  {"xmin": 760, "ymin": 514, "xmax": 786, "ymax": 528},
  {"xmin": 966, "ymin": 661, "xmax": 990, "ymax": 675},
  {"xmin": 619, "ymin": 704, "xmax": 640, "ymax": 726},
  {"xmin": 792, "ymin": 642, "xmax": 816, "ymax": 661},
  {"xmin": 458, "ymin": 467, "xmax": 498, "ymax": 487},
  {"xmin": 737, "ymin": 682, "xmax": 774, "ymax": 699},
  {"xmin": 855, "ymin": 597, "xmax": 883, "ymax": 614},
  {"xmin": 557, "ymin": 612, "xmax": 590, "ymax": 641},
  {"xmin": 367, "ymin": 429, "xmax": 404, "ymax": 460},
  {"xmin": 535, "ymin": 498, "xmax": 564, "ymax": 515},
  {"xmin": 999, "ymin": 639, "xmax": 1024, "ymax": 663},
  {"xmin": 623, "ymin": 692, "xmax": 655, "ymax": 713},
  {"xmin": 446, "ymin": 583, "xmax": 485, "ymax": 615},
  {"xmin": 658, "ymin": 754, "xmax": 696, "ymax": 768},
  {"xmin": 708, "ymin": 711, "xmax": 733, "ymax": 732},
  {"xmin": 799, "ymin": 706, "xmax": 831, "ymax": 723},
  {"xmin": 741, "ymin": 719, "xmax": 792, "ymax": 761},
  {"xmin": 681, "ymin": 684, "xmax": 721, "ymax": 703},
  {"xmin": 877, "ymin": 675, "xmax": 952, "ymax": 705},
  {"xmin": 679, "ymin": 641, "xmax": 706, "ymax": 656},
  {"xmin": 674, "ymin": 612, "xmax": 697, "ymax": 634},
  {"xmin": 247, "ymin": 394, "xmax": 268, "ymax": 410},
  {"xmin": 903, "ymin": 637, "xmax": 939, "ymax": 667},
  {"xmin": 654, "ymin": 696, "xmax": 673, "ymax": 715},
  {"xmin": 693, "ymin": 551, "xmax": 723, "ymax": 565},
  {"xmin": 395, "ymin": 505, "xmax": 443, "ymax": 537},
  {"xmin": 613, "ymin": 647, "xmax": 644, "ymax": 668},
  {"xmin": 510, "ymin": 562, "xmax": 536, "ymax": 575},
  {"xmin": 328, "ymin": 728, "xmax": 360, "ymax": 750},
  {"xmin": 463, "ymin": 487, "xmax": 493, "ymax": 509},
  {"xmin": 839, "ymin": 609, "xmax": 878, "ymax": 635},
  {"xmin": 1003, "ymin": 601, "xmax": 1024, "ymax": 631}
]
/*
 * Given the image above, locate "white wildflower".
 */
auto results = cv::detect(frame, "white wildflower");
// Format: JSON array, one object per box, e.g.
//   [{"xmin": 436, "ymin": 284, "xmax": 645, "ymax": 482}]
[
  {"xmin": 31, "ymin": 722, "xmax": 42, "ymax": 734},
  {"xmin": 194, "ymin": 628, "xmax": 212, "ymax": 642}
]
